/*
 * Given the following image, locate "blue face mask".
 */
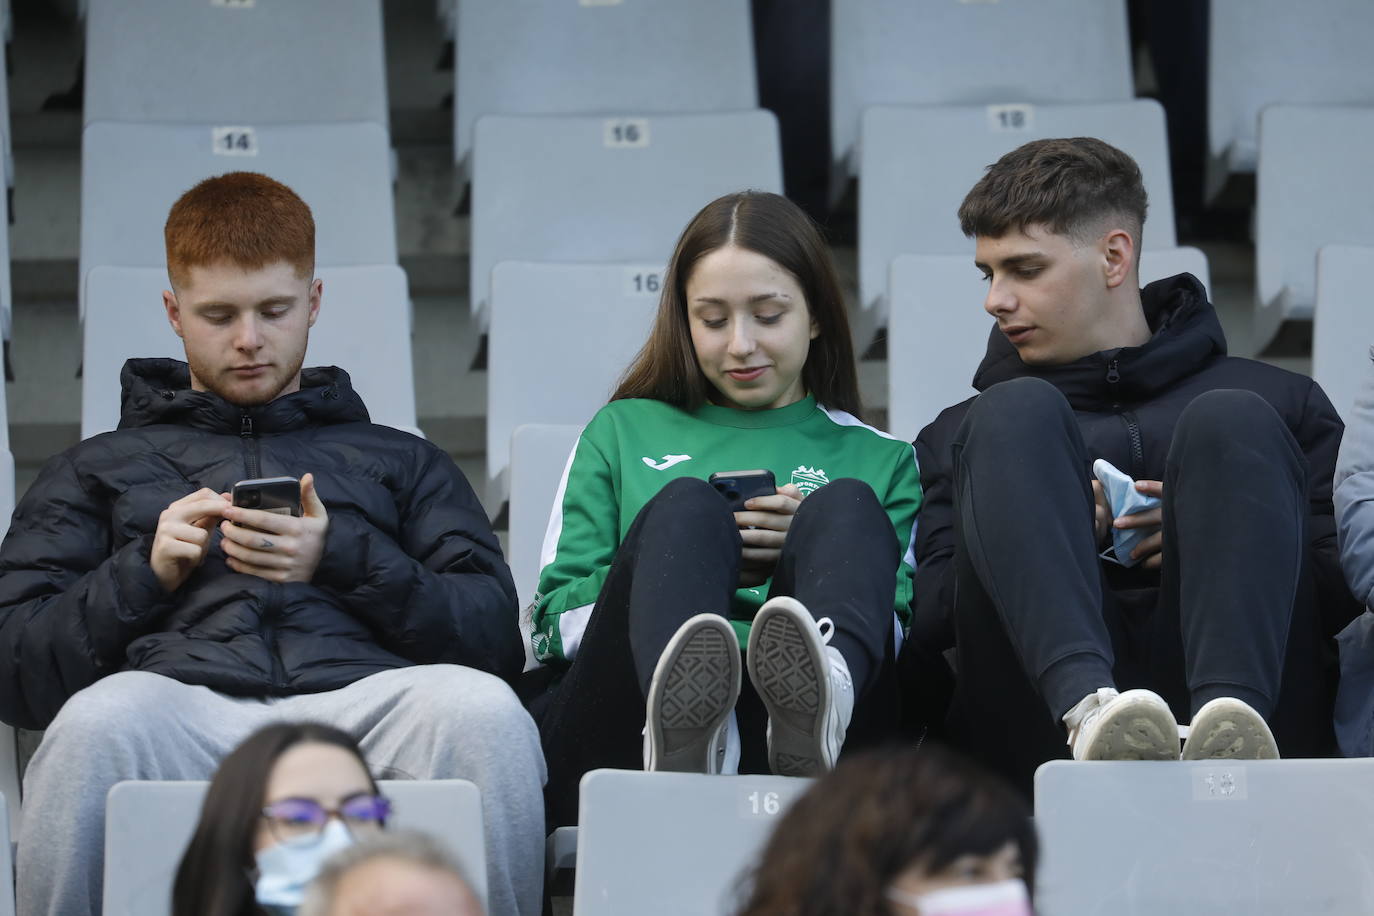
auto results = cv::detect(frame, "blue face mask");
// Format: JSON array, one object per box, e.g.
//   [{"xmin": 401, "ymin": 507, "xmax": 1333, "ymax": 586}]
[{"xmin": 254, "ymin": 817, "xmax": 355, "ymax": 911}]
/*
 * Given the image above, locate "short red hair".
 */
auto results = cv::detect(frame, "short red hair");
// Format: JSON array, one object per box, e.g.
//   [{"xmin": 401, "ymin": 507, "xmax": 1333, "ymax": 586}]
[{"xmin": 164, "ymin": 171, "xmax": 315, "ymax": 289}]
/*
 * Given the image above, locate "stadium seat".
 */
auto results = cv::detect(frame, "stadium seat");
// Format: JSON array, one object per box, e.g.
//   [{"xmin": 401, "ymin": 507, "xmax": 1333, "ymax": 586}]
[
  {"xmin": 831, "ymin": 0, "xmax": 1132, "ymax": 192},
  {"xmin": 858, "ymin": 99, "xmax": 1176, "ymax": 344},
  {"xmin": 1313, "ymin": 245, "xmax": 1374, "ymax": 424},
  {"xmin": 80, "ymin": 121, "xmax": 397, "ymax": 319},
  {"xmin": 508, "ymin": 423, "xmax": 581, "ymax": 614},
  {"xmin": 81, "ymin": 265, "xmax": 418, "ymax": 439},
  {"xmin": 470, "ymin": 111, "xmax": 782, "ymax": 324},
  {"xmin": 487, "ymin": 261, "xmax": 660, "ymax": 499},
  {"xmin": 1034, "ymin": 759, "xmax": 1374, "ymax": 914},
  {"xmin": 1255, "ymin": 105, "xmax": 1374, "ymax": 349},
  {"xmin": 575, "ymin": 769, "xmax": 810, "ymax": 915},
  {"xmin": 103, "ymin": 779, "xmax": 487, "ymax": 916},
  {"xmin": 1208, "ymin": 0, "xmax": 1374, "ymax": 196},
  {"xmin": 84, "ymin": 0, "xmax": 388, "ymax": 128},
  {"xmin": 886, "ymin": 247, "xmax": 1210, "ymax": 443},
  {"xmin": 453, "ymin": 0, "xmax": 756, "ymax": 180}
]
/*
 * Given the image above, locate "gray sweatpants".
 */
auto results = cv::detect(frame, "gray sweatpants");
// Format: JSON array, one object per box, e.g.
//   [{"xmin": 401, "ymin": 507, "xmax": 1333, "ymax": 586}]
[{"xmin": 16, "ymin": 665, "xmax": 546, "ymax": 916}]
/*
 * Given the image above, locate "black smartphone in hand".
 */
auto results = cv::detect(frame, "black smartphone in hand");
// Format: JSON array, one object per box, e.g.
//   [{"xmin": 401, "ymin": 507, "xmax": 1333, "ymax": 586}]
[
  {"xmin": 231, "ymin": 477, "xmax": 302, "ymax": 517},
  {"xmin": 708, "ymin": 469, "xmax": 777, "ymax": 512}
]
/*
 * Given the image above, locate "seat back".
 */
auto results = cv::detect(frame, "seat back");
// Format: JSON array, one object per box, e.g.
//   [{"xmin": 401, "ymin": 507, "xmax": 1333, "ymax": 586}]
[
  {"xmin": 575, "ymin": 769, "xmax": 810, "ymax": 915},
  {"xmin": 81, "ymin": 265, "xmax": 416, "ymax": 438},
  {"xmin": 509, "ymin": 423, "xmax": 582, "ymax": 614},
  {"xmin": 1035, "ymin": 759, "xmax": 1374, "ymax": 914},
  {"xmin": 469, "ymin": 111, "xmax": 782, "ymax": 321},
  {"xmin": 859, "ymin": 100, "xmax": 1174, "ymax": 321},
  {"xmin": 454, "ymin": 0, "xmax": 756, "ymax": 175},
  {"xmin": 1314, "ymin": 244, "xmax": 1374, "ymax": 424},
  {"xmin": 102, "ymin": 779, "xmax": 486, "ymax": 916}
]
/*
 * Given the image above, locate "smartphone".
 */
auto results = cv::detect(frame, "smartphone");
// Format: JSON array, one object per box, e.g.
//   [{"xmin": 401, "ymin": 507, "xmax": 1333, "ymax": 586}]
[
  {"xmin": 231, "ymin": 476, "xmax": 302, "ymax": 517},
  {"xmin": 708, "ymin": 469, "xmax": 777, "ymax": 512}
]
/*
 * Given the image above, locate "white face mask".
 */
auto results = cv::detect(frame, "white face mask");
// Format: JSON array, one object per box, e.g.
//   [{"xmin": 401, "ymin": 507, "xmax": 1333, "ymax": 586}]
[
  {"xmin": 254, "ymin": 817, "xmax": 355, "ymax": 910},
  {"xmin": 886, "ymin": 879, "xmax": 1032, "ymax": 916}
]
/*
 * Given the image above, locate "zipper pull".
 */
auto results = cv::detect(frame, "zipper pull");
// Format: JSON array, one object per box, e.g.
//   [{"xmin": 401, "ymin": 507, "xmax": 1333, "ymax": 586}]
[
  {"xmin": 240, "ymin": 414, "xmax": 254, "ymax": 437},
  {"xmin": 1106, "ymin": 359, "xmax": 1121, "ymax": 385}
]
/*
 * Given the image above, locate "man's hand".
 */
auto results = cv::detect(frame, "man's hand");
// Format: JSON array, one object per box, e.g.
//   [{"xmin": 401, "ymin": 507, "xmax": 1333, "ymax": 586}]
[
  {"xmin": 220, "ymin": 473, "xmax": 330, "ymax": 584},
  {"xmin": 734, "ymin": 484, "xmax": 803, "ymax": 588},
  {"xmin": 1114, "ymin": 479, "xmax": 1164, "ymax": 569},
  {"xmin": 151, "ymin": 488, "xmax": 230, "ymax": 594}
]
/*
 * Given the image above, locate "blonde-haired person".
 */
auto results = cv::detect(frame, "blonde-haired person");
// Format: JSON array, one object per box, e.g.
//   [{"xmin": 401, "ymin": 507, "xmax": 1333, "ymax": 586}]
[{"xmin": 302, "ymin": 831, "xmax": 484, "ymax": 916}]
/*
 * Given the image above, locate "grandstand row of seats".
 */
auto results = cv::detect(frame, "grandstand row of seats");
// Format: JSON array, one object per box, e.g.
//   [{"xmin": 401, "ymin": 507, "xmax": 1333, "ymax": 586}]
[{"xmin": 0, "ymin": 0, "xmax": 1373, "ymax": 913}]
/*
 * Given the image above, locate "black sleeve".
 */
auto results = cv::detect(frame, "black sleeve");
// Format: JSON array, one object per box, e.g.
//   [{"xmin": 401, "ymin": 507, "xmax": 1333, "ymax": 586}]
[
  {"xmin": 314, "ymin": 444, "xmax": 523, "ymax": 680},
  {"xmin": 910, "ymin": 411, "xmax": 961, "ymax": 651},
  {"xmin": 0, "ymin": 454, "xmax": 176, "ymax": 728},
  {"xmin": 1296, "ymin": 378, "xmax": 1362, "ymax": 637}
]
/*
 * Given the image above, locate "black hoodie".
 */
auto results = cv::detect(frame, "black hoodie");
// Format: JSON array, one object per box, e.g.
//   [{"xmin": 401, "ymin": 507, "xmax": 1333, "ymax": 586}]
[
  {"xmin": 0, "ymin": 359, "xmax": 521, "ymax": 729},
  {"xmin": 911, "ymin": 274, "xmax": 1357, "ymax": 647}
]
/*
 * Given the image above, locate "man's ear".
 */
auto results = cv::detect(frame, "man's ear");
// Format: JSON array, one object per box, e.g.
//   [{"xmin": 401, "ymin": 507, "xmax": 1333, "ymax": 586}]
[
  {"xmin": 1102, "ymin": 228, "xmax": 1136, "ymax": 290},
  {"xmin": 307, "ymin": 278, "xmax": 322, "ymax": 328},
  {"xmin": 163, "ymin": 289, "xmax": 185, "ymax": 339}
]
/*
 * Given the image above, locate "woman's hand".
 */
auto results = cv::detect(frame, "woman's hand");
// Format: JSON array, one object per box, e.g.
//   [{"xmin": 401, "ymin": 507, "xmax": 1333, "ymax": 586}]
[{"xmin": 735, "ymin": 484, "xmax": 803, "ymax": 587}]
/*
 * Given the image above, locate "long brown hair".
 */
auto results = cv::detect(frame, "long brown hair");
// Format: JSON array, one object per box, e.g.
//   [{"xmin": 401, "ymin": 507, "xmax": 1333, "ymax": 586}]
[
  {"xmin": 612, "ymin": 191, "xmax": 863, "ymax": 418},
  {"xmin": 733, "ymin": 744, "xmax": 1038, "ymax": 916}
]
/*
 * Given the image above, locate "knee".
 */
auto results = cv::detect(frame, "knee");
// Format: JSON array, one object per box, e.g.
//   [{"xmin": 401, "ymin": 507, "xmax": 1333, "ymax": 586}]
[
  {"xmin": 643, "ymin": 476, "xmax": 732, "ymax": 531},
  {"xmin": 800, "ymin": 477, "xmax": 882, "ymax": 521},
  {"xmin": 964, "ymin": 378, "xmax": 1071, "ymax": 443},
  {"xmin": 414, "ymin": 666, "xmax": 540, "ymax": 747},
  {"xmin": 1175, "ymin": 390, "xmax": 1289, "ymax": 455},
  {"xmin": 44, "ymin": 672, "xmax": 182, "ymax": 747}
]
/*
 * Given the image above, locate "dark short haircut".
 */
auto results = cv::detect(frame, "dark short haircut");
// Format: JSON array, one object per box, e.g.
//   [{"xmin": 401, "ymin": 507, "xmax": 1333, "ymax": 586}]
[
  {"xmin": 958, "ymin": 137, "xmax": 1148, "ymax": 249},
  {"xmin": 612, "ymin": 190, "xmax": 863, "ymax": 419},
  {"xmin": 734, "ymin": 744, "xmax": 1038, "ymax": 916}
]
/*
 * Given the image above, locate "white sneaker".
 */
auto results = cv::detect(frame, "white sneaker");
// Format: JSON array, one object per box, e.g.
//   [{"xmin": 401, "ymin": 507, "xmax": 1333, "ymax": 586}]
[
  {"xmin": 1181, "ymin": 697, "xmax": 1279, "ymax": 760},
  {"xmin": 746, "ymin": 596, "xmax": 854, "ymax": 777},
  {"xmin": 1063, "ymin": 687, "xmax": 1179, "ymax": 761},
  {"xmin": 644, "ymin": 613, "xmax": 740, "ymax": 773}
]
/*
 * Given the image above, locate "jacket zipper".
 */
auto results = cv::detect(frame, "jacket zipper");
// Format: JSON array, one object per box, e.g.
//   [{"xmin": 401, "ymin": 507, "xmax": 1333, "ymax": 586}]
[
  {"xmin": 263, "ymin": 582, "xmax": 287, "ymax": 690},
  {"xmin": 240, "ymin": 413, "xmax": 260, "ymax": 479},
  {"xmin": 1105, "ymin": 359, "xmax": 1146, "ymax": 478}
]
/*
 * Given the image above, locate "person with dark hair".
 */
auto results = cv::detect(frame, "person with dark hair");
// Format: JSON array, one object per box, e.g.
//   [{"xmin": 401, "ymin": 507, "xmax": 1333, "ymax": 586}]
[
  {"xmin": 0, "ymin": 172, "xmax": 545, "ymax": 916},
  {"xmin": 908, "ymin": 137, "xmax": 1356, "ymax": 793},
  {"xmin": 531, "ymin": 190, "xmax": 921, "ymax": 827},
  {"xmin": 173, "ymin": 723, "xmax": 389, "ymax": 916},
  {"xmin": 735, "ymin": 744, "xmax": 1036, "ymax": 916}
]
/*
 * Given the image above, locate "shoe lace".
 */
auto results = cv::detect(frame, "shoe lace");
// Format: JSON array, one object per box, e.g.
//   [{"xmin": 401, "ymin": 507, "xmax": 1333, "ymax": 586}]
[
  {"xmin": 813, "ymin": 617, "xmax": 852, "ymax": 692},
  {"xmin": 815, "ymin": 616, "xmax": 835, "ymax": 645},
  {"xmin": 1063, "ymin": 687, "xmax": 1118, "ymax": 749}
]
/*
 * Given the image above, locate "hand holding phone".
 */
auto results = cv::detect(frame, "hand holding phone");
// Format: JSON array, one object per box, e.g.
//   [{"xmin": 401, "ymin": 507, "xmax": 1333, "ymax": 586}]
[
  {"xmin": 708, "ymin": 469, "xmax": 777, "ymax": 511},
  {"xmin": 221, "ymin": 473, "xmax": 330, "ymax": 584}
]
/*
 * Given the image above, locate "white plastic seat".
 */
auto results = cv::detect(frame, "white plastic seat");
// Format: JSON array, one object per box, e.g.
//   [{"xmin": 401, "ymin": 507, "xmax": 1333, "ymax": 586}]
[
  {"xmin": 1034, "ymin": 759, "xmax": 1374, "ymax": 914},
  {"xmin": 84, "ymin": 0, "xmax": 388, "ymax": 128},
  {"xmin": 1313, "ymin": 245, "xmax": 1374, "ymax": 425},
  {"xmin": 831, "ymin": 0, "xmax": 1132, "ymax": 190},
  {"xmin": 1208, "ymin": 0, "xmax": 1374, "ymax": 194},
  {"xmin": 454, "ymin": 0, "xmax": 756, "ymax": 179},
  {"xmin": 886, "ymin": 247, "xmax": 1209, "ymax": 443},
  {"xmin": 1255, "ymin": 105, "xmax": 1374, "ymax": 349},
  {"xmin": 81, "ymin": 265, "xmax": 417, "ymax": 439},
  {"xmin": 858, "ymin": 99, "xmax": 1175, "ymax": 342},
  {"xmin": 80, "ymin": 121, "xmax": 397, "ymax": 320},
  {"xmin": 102, "ymin": 779, "xmax": 486, "ymax": 916},
  {"xmin": 574, "ymin": 769, "xmax": 811, "ymax": 915},
  {"xmin": 469, "ymin": 111, "xmax": 782, "ymax": 323},
  {"xmin": 487, "ymin": 261, "xmax": 661, "ymax": 499}
]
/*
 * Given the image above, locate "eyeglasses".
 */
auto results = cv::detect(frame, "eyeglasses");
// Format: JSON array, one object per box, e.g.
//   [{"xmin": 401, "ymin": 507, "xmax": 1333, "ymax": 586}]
[{"xmin": 261, "ymin": 794, "xmax": 391, "ymax": 845}]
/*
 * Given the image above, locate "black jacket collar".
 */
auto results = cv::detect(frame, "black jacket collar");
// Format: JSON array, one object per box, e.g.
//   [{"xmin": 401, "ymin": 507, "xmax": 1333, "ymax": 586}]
[
  {"xmin": 971, "ymin": 273, "xmax": 1225, "ymax": 410},
  {"xmin": 116, "ymin": 358, "xmax": 372, "ymax": 434}
]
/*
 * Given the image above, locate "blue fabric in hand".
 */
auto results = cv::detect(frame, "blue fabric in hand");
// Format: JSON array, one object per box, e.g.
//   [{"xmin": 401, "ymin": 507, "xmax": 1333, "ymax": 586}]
[{"xmin": 1093, "ymin": 458, "xmax": 1160, "ymax": 568}]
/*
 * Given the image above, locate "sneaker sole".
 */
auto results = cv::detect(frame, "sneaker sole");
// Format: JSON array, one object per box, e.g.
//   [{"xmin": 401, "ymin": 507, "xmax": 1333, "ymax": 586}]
[
  {"xmin": 1080, "ymin": 691, "xmax": 1179, "ymax": 761},
  {"xmin": 748, "ymin": 603, "xmax": 831, "ymax": 777},
  {"xmin": 1182, "ymin": 699, "xmax": 1278, "ymax": 760},
  {"xmin": 646, "ymin": 616, "xmax": 740, "ymax": 772}
]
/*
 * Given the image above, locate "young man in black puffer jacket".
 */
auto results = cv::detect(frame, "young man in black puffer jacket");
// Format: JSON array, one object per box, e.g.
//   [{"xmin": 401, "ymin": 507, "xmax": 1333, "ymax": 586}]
[
  {"xmin": 0, "ymin": 173, "xmax": 545, "ymax": 916},
  {"xmin": 907, "ymin": 138, "xmax": 1359, "ymax": 795}
]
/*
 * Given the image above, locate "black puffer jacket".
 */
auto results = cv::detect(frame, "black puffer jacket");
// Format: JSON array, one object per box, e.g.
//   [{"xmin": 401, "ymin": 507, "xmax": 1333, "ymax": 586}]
[
  {"xmin": 912, "ymin": 274, "xmax": 1359, "ymax": 647},
  {"xmin": 0, "ymin": 359, "xmax": 520, "ymax": 729}
]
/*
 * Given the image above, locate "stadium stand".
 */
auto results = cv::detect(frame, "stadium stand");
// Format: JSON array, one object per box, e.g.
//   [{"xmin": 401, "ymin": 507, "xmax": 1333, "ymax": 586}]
[
  {"xmin": 453, "ymin": 0, "xmax": 756, "ymax": 182},
  {"xmin": 83, "ymin": 0, "xmax": 388, "ymax": 128},
  {"xmin": 103, "ymin": 779, "xmax": 487, "ymax": 916},
  {"xmin": 1255, "ymin": 104, "xmax": 1374, "ymax": 351},
  {"xmin": 1035, "ymin": 759, "xmax": 1374, "ymax": 913},
  {"xmin": 574, "ymin": 769, "xmax": 810, "ymax": 915},
  {"xmin": 468, "ymin": 110, "xmax": 783, "ymax": 324},
  {"xmin": 80, "ymin": 265, "xmax": 417, "ymax": 439},
  {"xmin": 857, "ymin": 99, "xmax": 1175, "ymax": 347},
  {"xmin": 486, "ymin": 261, "xmax": 660, "ymax": 504},
  {"xmin": 886, "ymin": 247, "xmax": 1211, "ymax": 443},
  {"xmin": 1207, "ymin": 0, "xmax": 1374, "ymax": 198},
  {"xmin": 830, "ymin": 0, "xmax": 1132, "ymax": 194},
  {"xmin": 1313, "ymin": 245, "xmax": 1374, "ymax": 425}
]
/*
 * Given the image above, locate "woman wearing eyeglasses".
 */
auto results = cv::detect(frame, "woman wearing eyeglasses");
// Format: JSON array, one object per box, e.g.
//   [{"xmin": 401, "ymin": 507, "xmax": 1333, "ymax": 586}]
[{"xmin": 172, "ymin": 722, "xmax": 392, "ymax": 916}]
